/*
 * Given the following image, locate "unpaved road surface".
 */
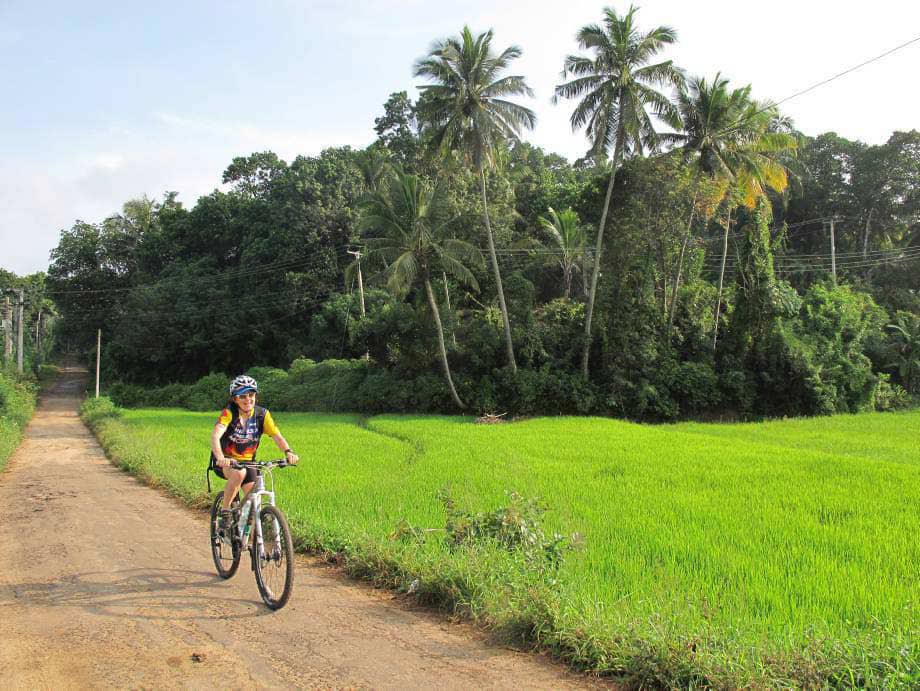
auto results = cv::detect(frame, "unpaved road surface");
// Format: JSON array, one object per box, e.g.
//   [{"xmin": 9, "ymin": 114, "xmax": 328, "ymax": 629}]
[{"xmin": 0, "ymin": 367, "xmax": 601, "ymax": 689}]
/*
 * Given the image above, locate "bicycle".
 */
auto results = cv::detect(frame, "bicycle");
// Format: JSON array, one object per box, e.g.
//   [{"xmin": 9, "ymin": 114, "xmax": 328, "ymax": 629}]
[{"xmin": 207, "ymin": 459, "xmax": 295, "ymax": 610}]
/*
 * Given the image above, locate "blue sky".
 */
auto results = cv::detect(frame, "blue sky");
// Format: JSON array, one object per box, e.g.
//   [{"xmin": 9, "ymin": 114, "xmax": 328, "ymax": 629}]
[{"xmin": 2, "ymin": 0, "xmax": 919, "ymax": 274}]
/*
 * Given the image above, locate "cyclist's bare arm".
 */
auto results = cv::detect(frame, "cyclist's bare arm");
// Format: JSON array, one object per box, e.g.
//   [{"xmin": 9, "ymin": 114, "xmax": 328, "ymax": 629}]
[
  {"xmin": 211, "ymin": 423, "xmax": 230, "ymax": 468},
  {"xmin": 271, "ymin": 433, "xmax": 299, "ymax": 464}
]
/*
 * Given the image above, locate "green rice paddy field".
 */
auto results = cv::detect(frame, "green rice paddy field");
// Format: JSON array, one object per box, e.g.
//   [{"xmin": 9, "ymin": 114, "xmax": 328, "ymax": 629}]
[{"xmin": 91, "ymin": 406, "xmax": 920, "ymax": 687}]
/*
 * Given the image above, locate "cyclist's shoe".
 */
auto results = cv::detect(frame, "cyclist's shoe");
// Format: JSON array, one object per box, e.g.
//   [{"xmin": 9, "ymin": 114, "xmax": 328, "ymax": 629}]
[{"xmin": 218, "ymin": 509, "xmax": 234, "ymax": 537}]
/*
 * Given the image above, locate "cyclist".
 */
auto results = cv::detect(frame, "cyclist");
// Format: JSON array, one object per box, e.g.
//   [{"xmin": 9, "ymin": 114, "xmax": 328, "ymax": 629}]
[{"xmin": 210, "ymin": 375, "xmax": 299, "ymax": 529}]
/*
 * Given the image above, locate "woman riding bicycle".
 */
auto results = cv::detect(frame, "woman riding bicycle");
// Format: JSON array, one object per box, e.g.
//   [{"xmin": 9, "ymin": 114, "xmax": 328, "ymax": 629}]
[{"xmin": 210, "ymin": 375, "xmax": 299, "ymax": 528}]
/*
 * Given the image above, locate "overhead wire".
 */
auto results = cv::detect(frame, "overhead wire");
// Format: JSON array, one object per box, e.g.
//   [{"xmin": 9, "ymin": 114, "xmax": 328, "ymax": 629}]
[{"xmin": 712, "ymin": 34, "xmax": 920, "ymax": 140}]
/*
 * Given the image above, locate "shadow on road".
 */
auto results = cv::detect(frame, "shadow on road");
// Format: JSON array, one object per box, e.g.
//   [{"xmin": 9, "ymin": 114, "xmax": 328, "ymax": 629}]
[{"xmin": 0, "ymin": 567, "xmax": 277, "ymax": 621}]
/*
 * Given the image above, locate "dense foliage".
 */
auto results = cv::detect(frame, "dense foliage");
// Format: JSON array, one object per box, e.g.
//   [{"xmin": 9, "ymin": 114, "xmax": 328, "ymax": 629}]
[{"xmin": 38, "ymin": 12, "xmax": 919, "ymax": 419}]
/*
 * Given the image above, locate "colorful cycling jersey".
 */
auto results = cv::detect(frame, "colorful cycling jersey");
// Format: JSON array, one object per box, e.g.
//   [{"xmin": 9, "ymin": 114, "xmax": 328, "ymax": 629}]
[{"xmin": 216, "ymin": 407, "xmax": 280, "ymax": 460}]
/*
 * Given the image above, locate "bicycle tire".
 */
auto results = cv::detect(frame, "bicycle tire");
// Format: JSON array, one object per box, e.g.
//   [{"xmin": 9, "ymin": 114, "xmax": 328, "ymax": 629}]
[
  {"xmin": 210, "ymin": 491, "xmax": 241, "ymax": 579},
  {"xmin": 253, "ymin": 505, "xmax": 294, "ymax": 610}
]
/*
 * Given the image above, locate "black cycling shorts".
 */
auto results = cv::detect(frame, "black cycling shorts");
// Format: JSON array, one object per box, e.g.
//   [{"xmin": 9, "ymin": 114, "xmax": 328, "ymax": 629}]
[{"xmin": 212, "ymin": 463, "xmax": 258, "ymax": 485}]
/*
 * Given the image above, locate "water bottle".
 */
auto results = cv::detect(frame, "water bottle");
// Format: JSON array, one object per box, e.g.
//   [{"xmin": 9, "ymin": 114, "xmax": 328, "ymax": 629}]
[{"xmin": 240, "ymin": 503, "xmax": 251, "ymax": 537}]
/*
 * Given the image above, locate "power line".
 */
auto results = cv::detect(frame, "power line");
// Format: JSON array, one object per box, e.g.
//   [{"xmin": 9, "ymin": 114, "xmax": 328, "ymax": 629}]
[
  {"xmin": 716, "ymin": 34, "xmax": 920, "ymax": 139},
  {"xmin": 774, "ymin": 35, "xmax": 920, "ymax": 110}
]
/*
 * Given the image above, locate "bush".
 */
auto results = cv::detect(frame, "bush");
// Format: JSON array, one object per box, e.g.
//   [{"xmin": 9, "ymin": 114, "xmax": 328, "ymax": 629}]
[
  {"xmin": 185, "ymin": 373, "xmax": 231, "ymax": 411},
  {"xmin": 80, "ymin": 396, "xmax": 122, "ymax": 426},
  {"xmin": 107, "ymin": 381, "xmax": 148, "ymax": 407},
  {"xmin": 873, "ymin": 374, "xmax": 914, "ymax": 411},
  {"xmin": 672, "ymin": 360, "xmax": 721, "ymax": 413}
]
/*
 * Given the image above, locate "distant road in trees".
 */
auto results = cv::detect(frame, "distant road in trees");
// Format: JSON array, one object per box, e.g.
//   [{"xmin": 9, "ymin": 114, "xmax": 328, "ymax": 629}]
[{"xmin": 0, "ymin": 366, "xmax": 602, "ymax": 689}]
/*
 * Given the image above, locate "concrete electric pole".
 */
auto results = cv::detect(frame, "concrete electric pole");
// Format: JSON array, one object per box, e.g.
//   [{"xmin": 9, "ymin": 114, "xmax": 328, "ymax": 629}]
[
  {"xmin": 16, "ymin": 289, "xmax": 24, "ymax": 374},
  {"xmin": 2, "ymin": 296, "xmax": 11, "ymax": 363}
]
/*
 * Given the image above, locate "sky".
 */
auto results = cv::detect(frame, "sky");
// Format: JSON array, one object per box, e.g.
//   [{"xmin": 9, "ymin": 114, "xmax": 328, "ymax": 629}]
[{"xmin": 2, "ymin": 0, "xmax": 919, "ymax": 275}]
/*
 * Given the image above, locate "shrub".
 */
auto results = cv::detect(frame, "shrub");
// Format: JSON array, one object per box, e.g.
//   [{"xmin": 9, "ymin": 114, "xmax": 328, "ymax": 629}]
[
  {"xmin": 672, "ymin": 360, "xmax": 721, "ymax": 413},
  {"xmin": 873, "ymin": 374, "xmax": 913, "ymax": 411},
  {"xmin": 185, "ymin": 373, "xmax": 231, "ymax": 411},
  {"xmin": 80, "ymin": 396, "xmax": 122, "ymax": 426}
]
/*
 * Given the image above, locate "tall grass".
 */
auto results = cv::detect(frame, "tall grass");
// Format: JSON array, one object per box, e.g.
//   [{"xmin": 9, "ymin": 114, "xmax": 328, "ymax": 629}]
[
  {"xmin": 84, "ymin": 402, "xmax": 920, "ymax": 687},
  {"xmin": 0, "ymin": 369, "xmax": 37, "ymax": 471}
]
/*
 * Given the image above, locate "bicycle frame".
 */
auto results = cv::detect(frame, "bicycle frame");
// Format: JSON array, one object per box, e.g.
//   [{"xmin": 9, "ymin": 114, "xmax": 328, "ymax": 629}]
[{"xmin": 230, "ymin": 462, "xmax": 283, "ymax": 560}]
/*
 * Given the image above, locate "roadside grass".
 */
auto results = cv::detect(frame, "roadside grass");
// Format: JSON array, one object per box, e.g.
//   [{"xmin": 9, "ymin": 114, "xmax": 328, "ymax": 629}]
[
  {"xmin": 82, "ymin": 400, "xmax": 920, "ymax": 688},
  {"xmin": 0, "ymin": 370, "xmax": 37, "ymax": 472}
]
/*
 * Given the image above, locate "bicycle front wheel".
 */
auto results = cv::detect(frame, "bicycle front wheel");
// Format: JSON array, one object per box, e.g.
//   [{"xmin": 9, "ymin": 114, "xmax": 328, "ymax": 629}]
[
  {"xmin": 210, "ymin": 491, "xmax": 241, "ymax": 579},
  {"xmin": 253, "ymin": 505, "xmax": 294, "ymax": 610}
]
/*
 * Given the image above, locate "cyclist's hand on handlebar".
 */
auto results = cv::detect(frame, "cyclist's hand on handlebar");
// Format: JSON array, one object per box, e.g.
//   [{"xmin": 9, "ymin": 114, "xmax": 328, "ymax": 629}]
[
  {"xmin": 284, "ymin": 450, "xmax": 300, "ymax": 465},
  {"xmin": 215, "ymin": 455, "xmax": 231, "ymax": 469}
]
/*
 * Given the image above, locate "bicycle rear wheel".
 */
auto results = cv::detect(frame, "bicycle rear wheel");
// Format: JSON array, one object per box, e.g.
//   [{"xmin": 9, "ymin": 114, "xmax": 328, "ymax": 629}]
[
  {"xmin": 253, "ymin": 505, "xmax": 294, "ymax": 609},
  {"xmin": 210, "ymin": 491, "xmax": 241, "ymax": 579}
]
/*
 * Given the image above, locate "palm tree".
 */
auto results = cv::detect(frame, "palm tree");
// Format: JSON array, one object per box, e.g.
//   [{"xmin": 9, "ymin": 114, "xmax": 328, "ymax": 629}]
[
  {"xmin": 553, "ymin": 5, "xmax": 682, "ymax": 379},
  {"xmin": 414, "ymin": 26, "xmax": 536, "ymax": 374},
  {"xmin": 358, "ymin": 169, "xmax": 484, "ymax": 408},
  {"xmin": 660, "ymin": 75, "xmax": 796, "ymax": 341},
  {"xmin": 711, "ymin": 104, "xmax": 796, "ymax": 347},
  {"xmin": 538, "ymin": 207, "xmax": 586, "ymax": 299}
]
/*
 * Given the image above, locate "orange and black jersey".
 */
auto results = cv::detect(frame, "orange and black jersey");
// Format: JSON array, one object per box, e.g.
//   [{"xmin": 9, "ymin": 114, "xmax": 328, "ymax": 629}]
[{"xmin": 216, "ymin": 406, "xmax": 280, "ymax": 461}]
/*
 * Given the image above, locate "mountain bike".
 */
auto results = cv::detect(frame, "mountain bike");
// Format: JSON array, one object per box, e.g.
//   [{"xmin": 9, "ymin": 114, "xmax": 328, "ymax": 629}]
[{"xmin": 208, "ymin": 460, "xmax": 295, "ymax": 610}]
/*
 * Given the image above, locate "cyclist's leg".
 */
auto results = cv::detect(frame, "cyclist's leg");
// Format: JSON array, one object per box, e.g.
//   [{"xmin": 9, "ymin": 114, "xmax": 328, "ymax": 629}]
[{"xmin": 221, "ymin": 468, "xmax": 247, "ymax": 509}]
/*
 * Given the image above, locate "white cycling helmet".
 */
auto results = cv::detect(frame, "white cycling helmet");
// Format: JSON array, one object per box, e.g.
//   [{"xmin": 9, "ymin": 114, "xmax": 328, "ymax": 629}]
[{"xmin": 229, "ymin": 374, "xmax": 258, "ymax": 396}]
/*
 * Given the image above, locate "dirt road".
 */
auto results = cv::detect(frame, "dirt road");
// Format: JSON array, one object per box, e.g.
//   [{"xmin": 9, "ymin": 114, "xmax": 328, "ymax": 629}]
[{"xmin": 0, "ymin": 367, "xmax": 599, "ymax": 689}]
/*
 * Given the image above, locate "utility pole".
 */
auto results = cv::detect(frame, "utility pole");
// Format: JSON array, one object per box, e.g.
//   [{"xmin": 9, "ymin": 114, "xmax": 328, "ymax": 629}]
[
  {"xmin": 95, "ymin": 329, "xmax": 101, "ymax": 398},
  {"xmin": 35, "ymin": 308, "xmax": 42, "ymax": 361},
  {"xmin": 346, "ymin": 249, "xmax": 366, "ymax": 317},
  {"xmin": 347, "ymin": 249, "xmax": 369, "ymax": 361},
  {"xmin": 829, "ymin": 216, "xmax": 837, "ymax": 283},
  {"xmin": 2, "ymin": 296, "xmax": 11, "ymax": 363},
  {"xmin": 16, "ymin": 289, "xmax": 24, "ymax": 374}
]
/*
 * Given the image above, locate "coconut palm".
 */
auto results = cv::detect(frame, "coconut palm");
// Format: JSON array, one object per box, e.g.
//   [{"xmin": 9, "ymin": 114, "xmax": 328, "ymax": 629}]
[
  {"xmin": 553, "ymin": 5, "xmax": 682, "ymax": 378},
  {"xmin": 538, "ymin": 207, "xmax": 586, "ymax": 299},
  {"xmin": 358, "ymin": 169, "xmax": 484, "ymax": 408},
  {"xmin": 414, "ymin": 26, "xmax": 536, "ymax": 374},
  {"xmin": 660, "ymin": 74, "xmax": 796, "ymax": 341}
]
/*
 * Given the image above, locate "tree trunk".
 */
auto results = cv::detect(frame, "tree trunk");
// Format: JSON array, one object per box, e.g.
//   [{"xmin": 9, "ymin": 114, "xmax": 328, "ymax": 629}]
[
  {"xmin": 479, "ymin": 165, "xmax": 516, "ymax": 373},
  {"xmin": 563, "ymin": 263, "xmax": 572, "ymax": 299},
  {"xmin": 712, "ymin": 207, "xmax": 733, "ymax": 350},
  {"xmin": 863, "ymin": 207, "xmax": 873, "ymax": 260},
  {"xmin": 425, "ymin": 278, "xmax": 464, "ymax": 409},
  {"xmin": 443, "ymin": 271, "xmax": 457, "ymax": 347},
  {"xmin": 581, "ymin": 130, "xmax": 624, "ymax": 380},
  {"xmin": 667, "ymin": 173, "xmax": 702, "ymax": 338}
]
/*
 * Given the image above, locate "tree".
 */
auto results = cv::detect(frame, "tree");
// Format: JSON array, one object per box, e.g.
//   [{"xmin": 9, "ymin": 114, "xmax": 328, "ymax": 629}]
[
  {"xmin": 886, "ymin": 311, "xmax": 920, "ymax": 394},
  {"xmin": 661, "ymin": 75, "xmax": 795, "ymax": 342},
  {"xmin": 373, "ymin": 92, "xmax": 421, "ymax": 170},
  {"xmin": 553, "ymin": 5, "xmax": 682, "ymax": 378},
  {"xmin": 358, "ymin": 169, "xmax": 484, "ymax": 408},
  {"xmin": 538, "ymin": 207, "xmax": 586, "ymax": 298},
  {"xmin": 222, "ymin": 151, "xmax": 287, "ymax": 199},
  {"xmin": 414, "ymin": 25, "xmax": 536, "ymax": 374}
]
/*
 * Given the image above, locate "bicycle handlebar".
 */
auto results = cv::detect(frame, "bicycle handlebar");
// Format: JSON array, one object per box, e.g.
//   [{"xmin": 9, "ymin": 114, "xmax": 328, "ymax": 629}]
[{"xmin": 228, "ymin": 459, "xmax": 294, "ymax": 470}]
